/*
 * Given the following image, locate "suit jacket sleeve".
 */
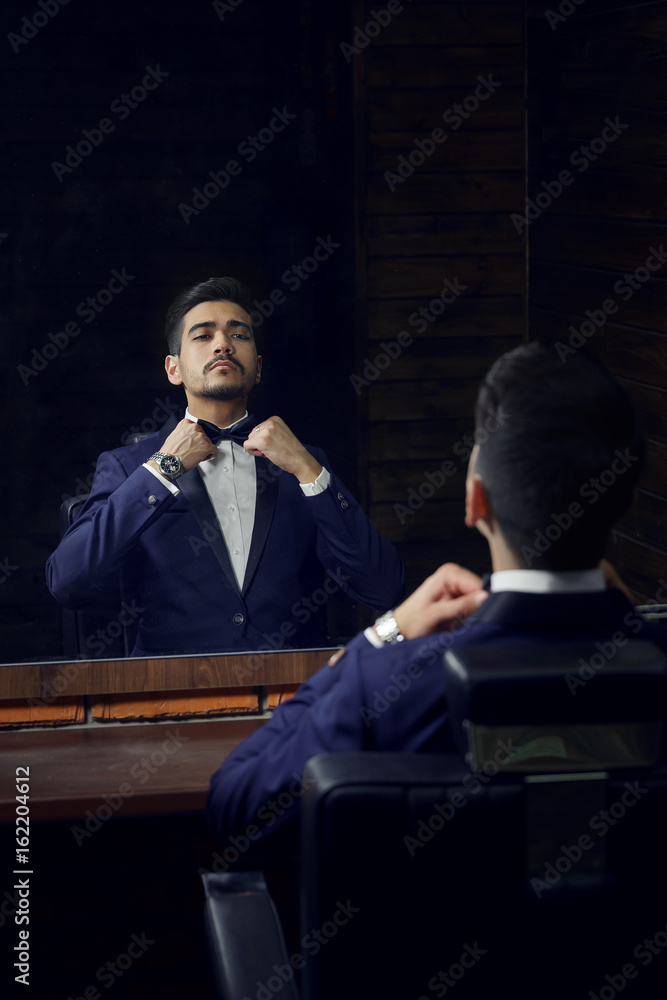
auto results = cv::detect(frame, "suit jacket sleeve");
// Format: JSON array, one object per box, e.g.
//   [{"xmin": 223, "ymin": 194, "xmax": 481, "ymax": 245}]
[
  {"xmin": 46, "ymin": 448, "xmax": 178, "ymax": 607},
  {"xmin": 305, "ymin": 448, "xmax": 405, "ymax": 611},
  {"xmin": 205, "ymin": 632, "xmax": 372, "ymax": 845}
]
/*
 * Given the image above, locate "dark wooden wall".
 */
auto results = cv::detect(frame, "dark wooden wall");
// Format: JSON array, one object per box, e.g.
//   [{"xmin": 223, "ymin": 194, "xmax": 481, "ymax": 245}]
[
  {"xmin": 527, "ymin": 0, "xmax": 667, "ymax": 602},
  {"xmin": 352, "ymin": 0, "xmax": 527, "ymax": 592}
]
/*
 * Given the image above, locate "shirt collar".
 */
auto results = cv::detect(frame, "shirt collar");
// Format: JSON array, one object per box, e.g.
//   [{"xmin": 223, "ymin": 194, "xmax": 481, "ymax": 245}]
[
  {"xmin": 184, "ymin": 407, "xmax": 249, "ymax": 430},
  {"xmin": 490, "ymin": 568, "xmax": 606, "ymax": 594}
]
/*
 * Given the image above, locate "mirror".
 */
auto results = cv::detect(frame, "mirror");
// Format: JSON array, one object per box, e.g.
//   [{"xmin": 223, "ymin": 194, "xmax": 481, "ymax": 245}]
[{"xmin": 4, "ymin": 0, "xmax": 365, "ymax": 663}]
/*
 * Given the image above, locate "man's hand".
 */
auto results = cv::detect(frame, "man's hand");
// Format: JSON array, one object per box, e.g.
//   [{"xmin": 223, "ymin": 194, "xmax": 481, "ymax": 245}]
[
  {"xmin": 599, "ymin": 558, "xmax": 634, "ymax": 603},
  {"xmin": 244, "ymin": 416, "xmax": 322, "ymax": 483},
  {"xmin": 148, "ymin": 419, "xmax": 216, "ymax": 475},
  {"xmin": 392, "ymin": 562, "xmax": 488, "ymax": 641}
]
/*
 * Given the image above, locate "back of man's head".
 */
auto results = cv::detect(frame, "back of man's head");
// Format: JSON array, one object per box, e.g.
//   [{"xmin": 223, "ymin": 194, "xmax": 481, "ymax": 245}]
[{"xmin": 473, "ymin": 341, "xmax": 645, "ymax": 570}]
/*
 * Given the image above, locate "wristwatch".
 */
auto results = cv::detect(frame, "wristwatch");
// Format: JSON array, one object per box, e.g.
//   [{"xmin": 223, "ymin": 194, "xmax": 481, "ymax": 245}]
[
  {"xmin": 374, "ymin": 610, "xmax": 405, "ymax": 645},
  {"xmin": 148, "ymin": 451, "xmax": 184, "ymax": 480}
]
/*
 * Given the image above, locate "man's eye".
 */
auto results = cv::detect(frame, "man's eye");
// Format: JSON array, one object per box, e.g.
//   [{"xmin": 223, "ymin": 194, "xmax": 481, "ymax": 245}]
[
  {"xmin": 194, "ymin": 334, "xmax": 209, "ymax": 340},
  {"xmin": 233, "ymin": 333, "xmax": 249, "ymax": 340}
]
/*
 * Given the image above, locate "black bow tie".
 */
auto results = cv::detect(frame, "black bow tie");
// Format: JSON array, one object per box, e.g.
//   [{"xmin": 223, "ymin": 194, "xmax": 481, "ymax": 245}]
[{"xmin": 197, "ymin": 415, "xmax": 255, "ymax": 446}]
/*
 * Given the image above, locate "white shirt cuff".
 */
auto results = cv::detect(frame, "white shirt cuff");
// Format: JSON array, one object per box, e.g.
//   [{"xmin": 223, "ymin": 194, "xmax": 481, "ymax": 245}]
[
  {"xmin": 300, "ymin": 466, "xmax": 331, "ymax": 496},
  {"xmin": 364, "ymin": 626, "xmax": 385, "ymax": 649},
  {"xmin": 143, "ymin": 462, "xmax": 180, "ymax": 496}
]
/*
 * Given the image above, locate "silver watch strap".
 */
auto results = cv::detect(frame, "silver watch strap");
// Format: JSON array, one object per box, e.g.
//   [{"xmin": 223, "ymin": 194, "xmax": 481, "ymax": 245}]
[{"xmin": 374, "ymin": 610, "xmax": 405, "ymax": 644}]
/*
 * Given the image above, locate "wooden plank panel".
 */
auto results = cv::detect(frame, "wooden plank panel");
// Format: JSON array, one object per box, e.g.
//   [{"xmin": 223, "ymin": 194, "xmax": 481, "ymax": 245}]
[
  {"xmin": 368, "ymin": 169, "xmax": 523, "ymax": 213},
  {"xmin": 371, "ymin": 499, "xmax": 465, "ymax": 543},
  {"xmin": 91, "ymin": 688, "xmax": 260, "ymax": 720},
  {"xmin": 368, "ymin": 213, "xmax": 522, "ymax": 255},
  {"xmin": 528, "ymin": 313, "xmax": 667, "ymax": 390},
  {"xmin": 0, "ymin": 698, "xmax": 84, "ymax": 729},
  {"xmin": 369, "ymin": 130, "xmax": 524, "ymax": 171},
  {"xmin": 360, "ymin": 335, "xmax": 520, "ymax": 381},
  {"xmin": 532, "ymin": 164, "xmax": 667, "ymax": 221},
  {"xmin": 368, "ymin": 379, "xmax": 480, "ymax": 421},
  {"xmin": 617, "ymin": 490, "xmax": 667, "ymax": 553},
  {"xmin": 531, "ymin": 218, "xmax": 667, "ymax": 273},
  {"xmin": 530, "ymin": 262, "xmax": 667, "ymax": 335},
  {"xmin": 0, "ymin": 649, "xmax": 335, "ymax": 702},
  {"xmin": 367, "ymin": 4, "xmax": 523, "ymax": 46},
  {"xmin": 606, "ymin": 532, "xmax": 667, "ymax": 605},
  {"xmin": 368, "ymin": 86, "xmax": 523, "ymax": 132},
  {"xmin": 369, "ymin": 419, "xmax": 484, "ymax": 461},
  {"xmin": 368, "ymin": 254, "xmax": 524, "ymax": 297},
  {"xmin": 369, "ymin": 461, "xmax": 467, "ymax": 502},
  {"xmin": 619, "ymin": 378, "xmax": 667, "ymax": 445},
  {"xmin": 644, "ymin": 440, "xmax": 667, "ymax": 498},
  {"xmin": 369, "ymin": 294, "xmax": 524, "ymax": 339},
  {"xmin": 367, "ymin": 45, "xmax": 524, "ymax": 88},
  {"xmin": 397, "ymin": 536, "xmax": 492, "ymax": 590}
]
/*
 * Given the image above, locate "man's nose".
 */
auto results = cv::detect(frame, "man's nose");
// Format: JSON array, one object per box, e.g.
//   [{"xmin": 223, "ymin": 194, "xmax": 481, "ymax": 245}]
[{"xmin": 212, "ymin": 330, "xmax": 233, "ymax": 353}]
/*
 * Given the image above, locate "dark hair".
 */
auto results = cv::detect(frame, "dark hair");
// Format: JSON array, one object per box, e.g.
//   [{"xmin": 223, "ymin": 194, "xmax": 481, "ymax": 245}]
[
  {"xmin": 165, "ymin": 277, "xmax": 254, "ymax": 355},
  {"xmin": 474, "ymin": 342, "xmax": 645, "ymax": 570}
]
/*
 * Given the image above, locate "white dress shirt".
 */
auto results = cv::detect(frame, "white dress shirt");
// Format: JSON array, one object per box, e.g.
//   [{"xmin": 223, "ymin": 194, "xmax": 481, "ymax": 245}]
[{"xmin": 143, "ymin": 410, "xmax": 330, "ymax": 590}]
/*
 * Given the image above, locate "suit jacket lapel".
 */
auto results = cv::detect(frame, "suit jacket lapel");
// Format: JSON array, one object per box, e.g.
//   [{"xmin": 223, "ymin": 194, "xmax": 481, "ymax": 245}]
[
  {"xmin": 242, "ymin": 457, "xmax": 280, "ymax": 596},
  {"xmin": 177, "ymin": 468, "xmax": 241, "ymax": 598}
]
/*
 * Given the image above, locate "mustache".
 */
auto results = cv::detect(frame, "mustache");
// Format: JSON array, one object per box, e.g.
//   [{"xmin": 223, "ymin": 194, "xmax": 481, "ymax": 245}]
[{"xmin": 204, "ymin": 357, "xmax": 244, "ymax": 375}]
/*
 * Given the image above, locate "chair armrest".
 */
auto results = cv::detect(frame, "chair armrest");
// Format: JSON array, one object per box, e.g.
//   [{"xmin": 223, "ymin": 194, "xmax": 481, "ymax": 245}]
[{"xmin": 201, "ymin": 871, "xmax": 300, "ymax": 1000}]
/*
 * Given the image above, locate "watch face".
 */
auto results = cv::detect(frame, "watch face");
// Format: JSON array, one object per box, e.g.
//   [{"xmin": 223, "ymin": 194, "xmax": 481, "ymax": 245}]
[{"xmin": 160, "ymin": 455, "xmax": 181, "ymax": 477}]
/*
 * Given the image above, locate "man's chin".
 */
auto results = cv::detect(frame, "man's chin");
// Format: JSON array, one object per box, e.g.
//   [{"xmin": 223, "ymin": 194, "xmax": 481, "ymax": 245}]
[{"xmin": 200, "ymin": 384, "xmax": 245, "ymax": 401}]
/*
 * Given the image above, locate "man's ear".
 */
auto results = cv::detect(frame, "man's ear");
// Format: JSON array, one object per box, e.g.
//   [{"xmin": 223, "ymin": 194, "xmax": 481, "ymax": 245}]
[
  {"xmin": 255, "ymin": 354, "xmax": 262, "ymax": 384},
  {"xmin": 465, "ymin": 474, "xmax": 493, "ymax": 530},
  {"xmin": 165, "ymin": 355, "xmax": 182, "ymax": 386}
]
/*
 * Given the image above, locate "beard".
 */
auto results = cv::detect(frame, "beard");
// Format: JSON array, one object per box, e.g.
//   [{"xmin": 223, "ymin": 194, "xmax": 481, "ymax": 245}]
[{"xmin": 199, "ymin": 382, "xmax": 246, "ymax": 400}]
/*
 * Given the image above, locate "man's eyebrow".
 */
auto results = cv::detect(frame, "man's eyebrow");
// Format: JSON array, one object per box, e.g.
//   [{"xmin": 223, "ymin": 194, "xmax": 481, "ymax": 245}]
[{"xmin": 187, "ymin": 319, "xmax": 253, "ymax": 336}]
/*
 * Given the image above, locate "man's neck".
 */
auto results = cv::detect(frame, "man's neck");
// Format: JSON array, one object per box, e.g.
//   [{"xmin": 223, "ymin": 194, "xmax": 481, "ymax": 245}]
[{"xmin": 184, "ymin": 396, "xmax": 248, "ymax": 428}]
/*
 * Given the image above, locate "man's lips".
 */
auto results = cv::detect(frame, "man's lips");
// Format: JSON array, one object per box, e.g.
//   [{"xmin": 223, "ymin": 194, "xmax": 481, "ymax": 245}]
[{"xmin": 207, "ymin": 360, "xmax": 239, "ymax": 373}]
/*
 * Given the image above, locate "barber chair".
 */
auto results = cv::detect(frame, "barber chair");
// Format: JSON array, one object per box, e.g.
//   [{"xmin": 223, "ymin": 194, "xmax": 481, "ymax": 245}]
[{"xmin": 202, "ymin": 638, "xmax": 667, "ymax": 1000}]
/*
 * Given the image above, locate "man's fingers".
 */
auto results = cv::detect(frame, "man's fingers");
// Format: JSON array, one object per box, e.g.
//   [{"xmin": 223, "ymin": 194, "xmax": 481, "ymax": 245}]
[
  {"xmin": 437, "ymin": 588, "xmax": 488, "ymax": 631},
  {"xmin": 431, "ymin": 562, "xmax": 484, "ymax": 598}
]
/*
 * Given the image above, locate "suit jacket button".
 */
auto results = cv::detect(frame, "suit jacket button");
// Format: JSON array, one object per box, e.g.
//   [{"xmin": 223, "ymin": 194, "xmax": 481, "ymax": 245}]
[
  {"xmin": 148, "ymin": 495, "xmax": 157, "ymax": 505},
  {"xmin": 337, "ymin": 492, "xmax": 344, "ymax": 500},
  {"xmin": 341, "ymin": 500, "xmax": 349, "ymax": 509},
  {"xmin": 232, "ymin": 613, "xmax": 244, "ymax": 625}
]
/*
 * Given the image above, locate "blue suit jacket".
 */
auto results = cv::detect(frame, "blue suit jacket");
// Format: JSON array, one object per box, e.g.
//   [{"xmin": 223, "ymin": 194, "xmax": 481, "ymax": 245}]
[
  {"xmin": 46, "ymin": 415, "xmax": 404, "ymax": 656},
  {"xmin": 205, "ymin": 587, "xmax": 667, "ymax": 845}
]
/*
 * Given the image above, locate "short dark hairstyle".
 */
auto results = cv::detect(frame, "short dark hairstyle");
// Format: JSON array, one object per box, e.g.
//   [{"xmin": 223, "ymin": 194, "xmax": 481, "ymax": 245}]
[
  {"xmin": 165, "ymin": 277, "xmax": 254, "ymax": 355},
  {"xmin": 474, "ymin": 342, "xmax": 645, "ymax": 570}
]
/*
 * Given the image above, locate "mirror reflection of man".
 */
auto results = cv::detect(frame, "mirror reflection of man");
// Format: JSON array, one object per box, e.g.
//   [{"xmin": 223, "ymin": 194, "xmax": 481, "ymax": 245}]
[{"xmin": 46, "ymin": 277, "xmax": 404, "ymax": 656}]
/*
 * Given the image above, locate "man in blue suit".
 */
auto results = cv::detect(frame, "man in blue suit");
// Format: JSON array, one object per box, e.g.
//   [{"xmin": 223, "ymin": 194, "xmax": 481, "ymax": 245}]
[
  {"xmin": 206, "ymin": 341, "xmax": 667, "ymax": 845},
  {"xmin": 46, "ymin": 277, "xmax": 404, "ymax": 656}
]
